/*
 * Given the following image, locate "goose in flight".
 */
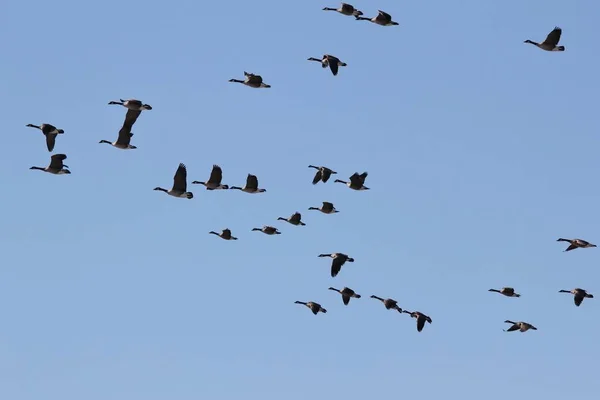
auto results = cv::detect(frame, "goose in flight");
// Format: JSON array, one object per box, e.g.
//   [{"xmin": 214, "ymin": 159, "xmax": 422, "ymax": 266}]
[
  {"xmin": 307, "ymin": 54, "xmax": 347, "ymax": 76},
  {"xmin": 252, "ymin": 226, "xmax": 281, "ymax": 235},
  {"xmin": 308, "ymin": 201, "xmax": 339, "ymax": 214},
  {"xmin": 294, "ymin": 301, "xmax": 327, "ymax": 315},
  {"xmin": 322, "ymin": 3, "xmax": 363, "ymax": 17},
  {"xmin": 99, "ymin": 126, "xmax": 137, "ymax": 150},
  {"xmin": 559, "ymin": 288, "xmax": 593, "ymax": 307},
  {"xmin": 355, "ymin": 10, "xmax": 399, "ymax": 26},
  {"xmin": 524, "ymin": 27, "xmax": 565, "ymax": 51},
  {"xmin": 277, "ymin": 212, "xmax": 306, "ymax": 226},
  {"xmin": 30, "ymin": 153, "xmax": 70, "ymax": 175},
  {"xmin": 229, "ymin": 71, "xmax": 271, "ymax": 88},
  {"xmin": 328, "ymin": 287, "xmax": 361, "ymax": 305},
  {"xmin": 488, "ymin": 287, "xmax": 521, "ymax": 297},
  {"xmin": 209, "ymin": 229, "xmax": 238, "ymax": 240},
  {"xmin": 370, "ymin": 295, "xmax": 403, "ymax": 313},
  {"xmin": 504, "ymin": 320, "xmax": 537, "ymax": 332},
  {"xmin": 154, "ymin": 163, "xmax": 194, "ymax": 199},
  {"xmin": 26, "ymin": 123, "xmax": 64, "ymax": 152},
  {"xmin": 403, "ymin": 311, "xmax": 432, "ymax": 332},
  {"xmin": 230, "ymin": 174, "xmax": 266, "ymax": 193},
  {"xmin": 556, "ymin": 238, "xmax": 596, "ymax": 252},
  {"xmin": 318, "ymin": 253, "xmax": 354, "ymax": 277},
  {"xmin": 192, "ymin": 164, "xmax": 229, "ymax": 190},
  {"xmin": 335, "ymin": 172, "xmax": 369, "ymax": 190},
  {"xmin": 308, "ymin": 165, "xmax": 337, "ymax": 184}
]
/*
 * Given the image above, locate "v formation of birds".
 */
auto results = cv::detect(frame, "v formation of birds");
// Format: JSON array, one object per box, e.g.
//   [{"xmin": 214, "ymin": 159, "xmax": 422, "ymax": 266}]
[{"xmin": 24, "ymin": 4, "xmax": 587, "ymax": 333}]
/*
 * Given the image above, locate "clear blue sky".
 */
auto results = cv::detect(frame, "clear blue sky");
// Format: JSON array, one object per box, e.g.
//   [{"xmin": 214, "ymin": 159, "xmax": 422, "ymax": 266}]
[{"xmin": 2, "ymin": 0, "xmax": 599, "ymax": 398}]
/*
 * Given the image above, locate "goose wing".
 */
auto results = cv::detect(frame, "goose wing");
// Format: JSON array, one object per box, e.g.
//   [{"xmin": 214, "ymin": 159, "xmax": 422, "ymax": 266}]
[
  {"xmin": 116, "ymin": 125, "xmax": 133, "ymax": 145},
  {"xmin": 544, "ymin": 27, "xmax": 562, "ymax": 47},
  {"xmin": 326, "ymin": 56, "xmax": 340, "ymax": 76},
  {"xmin": 173, "ymin": 163, "xmax": 188, "ymax": 192},
  {"xmin": 122, "ymin": 109, "xmax": 142, "ymax": 131},
  {"xmin": 574, "ymin": 294, "xmax": 584, "ymax": 307},
  {"xmin": 209, "ymin": 165, "xmax": 223, "ymax": 184},
  {"xmin": 221, "ymin": 228, "xmax": 232, "ymax": 239},
  {"xmin": 416, "ymin": 315, "xmax": 426, "ymax": 332},
  {"xmin": 290, "ymin": 212, "xmax": 302, "ymax": 223},
  {"xmin": 49, "ymin": 153, "xmax": 67, "ymax": 170},
  {"xmin": 246, "ymin": 74, "xmax": 263, "ymax": 84},
  {"xmin": 246, "ymin": 174, "xmax": 259, "ymax": 190},
  {"xmin": 321, "ymin": 168, "xmax": 333, "ymax": 182},
  {"xmin": 312, "ymin": 170, "xmax": 322, "ymax": 184},
  {"xmin": 331, "ymin": 256, "xmax": 345, "ymax": 277},
  {"xmin": 565, "ymin": 243, "xmax": 578, "ymax": 252},
  {"xmin": 45, "ymin": 133, "xmax": 57, "ymax": 152},
  {"xmin": 377, "ymin": 10, "xmax": 392, "ymax": 21},
  {"xmin": 349, "ymin": 172, "xmax": 363, "ymax": 186}
]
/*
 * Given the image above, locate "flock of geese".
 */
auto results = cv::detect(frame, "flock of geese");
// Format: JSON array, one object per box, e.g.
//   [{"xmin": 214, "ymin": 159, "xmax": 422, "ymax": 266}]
[{"xmin": 25, "ymin": 3, "xmax": 586, "ymax": 334}]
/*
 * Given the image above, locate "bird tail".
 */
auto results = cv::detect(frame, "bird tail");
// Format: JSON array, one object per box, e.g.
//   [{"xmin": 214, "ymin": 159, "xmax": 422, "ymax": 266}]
[
  {"xmin": 57, "ymin": 129, "xmax": 65, "ymax": 134},
  {"xmin": 354, "ymin": 294, "xmax": 362, "ymax": 298},
  {"xmin": 557, "ymin": 46, "xmax": 565, "ymax": 51},
  {"xmin": 186, "ymin": 192, "xmax": 194, "ymax": 199}
]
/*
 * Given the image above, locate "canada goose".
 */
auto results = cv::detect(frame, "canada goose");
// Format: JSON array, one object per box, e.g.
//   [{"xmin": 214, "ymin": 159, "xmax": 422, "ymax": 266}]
[
  {"xmin": 355, "ymin": 10, "xmax": 399, "ymax": 26},
  {"xmin": 504, "ymin": 320, "xmax": 537, "ymax": 332},
  {"xmin": 370, "ymin": 295, "xmax": 402, "ymax": 313},
  {"xmin": 153, "ymin": 163, "xmax": 193, "ymax": 199},
  {"xmin": 99, "ymin": 128, "xmax": 137, "ymax": 150},
  {"xmin": 30, "ymin": 153, "xmax": 70, "ymax": 175},
  {"xmin": 334, "ymin": 172, "xmax": 369, "ymax": 190},
  {"xmin": 26, "ymin": 123, "xmax": 64, "ymax": 152},
  {"xmin": 229, "ymin": 71, "xmax": 271, "ymax": 88},
  {"xmin": 308, "ymin": 165, "xmax": 337, "ymax": 184},
  {"xmin": 278, "ymin": 212, "xmax": 306, "ymax": 226},
  {"xmin": 209, "ymin": 229, "xmax": 238, "ymax": 240},
  {"xmin": 230, "ymin": 174, "xmax": 266, "ymax": 193},
  {"xmin": 559, "ymin": 288, "xmax": 594, "ymax": 307},
  {"xmin": 322, "ymin": 3, "xmax": 363, "ymax": 17},
  {"xmin": 488, "ymin": 287, "xmax": 521, "ymax": 297},
  {"xmin": 328, "ymin": 287, "xmax": 361, "ymax": 305},
  {"xmin": 307, "ymin": 54, "xmax": 347, "ymax": 76},
  {"xmin": 318, "ymin": 253, "xmax": 354, "ymax": 277},
  {"xmin": 294, "ymin": 301, "xmax": 327, "ymax": 315},
  {"xmin": 524, "ymin": 27, "xmax": 565, "ymax": 51},
  {"xmin": 108, "ymin": 99, "xmax": 153, "ymax": 111},
  {"xmin": 252, "ymin": 225, "xmax": 281, "ymax": 235},
  {"xmin": 403, "ymin": 311, "xmax": 432, "ymax": 332},
  {"xmin": 308, "ymin": 201, "xmax": 339, "ymax": 214},
  {"xmin": 192, "ymin": 164, "xmax": 229, "ymax": 190},
  {"xmin": 556, "ymin": 238, "xmax": 596, "ymax": 252}
]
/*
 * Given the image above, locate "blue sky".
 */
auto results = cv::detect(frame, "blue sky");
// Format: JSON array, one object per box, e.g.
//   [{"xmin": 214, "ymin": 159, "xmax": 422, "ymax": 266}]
[{"xmin": 2, "ymin": 0, "xmax": 599, "ymax": 398}]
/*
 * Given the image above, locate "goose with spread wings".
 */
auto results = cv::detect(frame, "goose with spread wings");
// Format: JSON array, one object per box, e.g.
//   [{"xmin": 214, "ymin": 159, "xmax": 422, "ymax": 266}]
[
  {"xmin": 26, "ymin": 123, "xmax": 64, "ymax": 152},
  {"xmin": 230, "ymin": 174, "xmax": 266, "ymax": 193},
  {"xmin": 154, "ymin": 163, "xmax": 194, "ymax": 199},
  {"xmin": 193, "ymin": 164, "xmax": 229, "ymax": 190},
  {"xmin": 355, "ymin": 10, "xmax": 398, "ymax": 26},
  {"xmin": 524, "ymin": 27, "xmax": 565, "ymax": 51},
  {"xmin": 307, "ymin": 54, "xmax": 347, "ymax": 76}
]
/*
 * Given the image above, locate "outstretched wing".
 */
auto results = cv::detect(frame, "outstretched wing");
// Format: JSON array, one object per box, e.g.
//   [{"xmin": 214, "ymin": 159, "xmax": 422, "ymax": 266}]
[
  {"xmin": 247, "ymin": 174, "xmax": 259, "ymax": 189},
  {"xmin": 565, "ymin": 244, "xmax": 578, "ymax": 252},
  {"xmin": 328, "ymin": 57, "xmax": 339, "ymax": 76},
  {"xmin": 123, "ymin": 109, "xmax": 142, "ymax": 132},
  {"xmin": 209, "ymin": 165, "xmax": 223, "ymax": 184},
  {"xmin": 574, "ymin": 295, "xmax": 583, "ymax": 307},
  {"xmin": 290, "ymin": 212, "xmax": 302, "ymax": 223},
  {"xmin": 312, "ymin": 170, "xmax": 322, "ymax": 184},
  {"xmin": 544, "ymin": 27, "xmax": 562, "ymax": 47},
  {"xmin": 331, "ymin": 257, "xmax": 344, "ymax": 277},
  {"xmin": 116, "ymin": 125, "xmax": 133, "ymax": 145},
  {"xmin": 377, "ymin": 10, "xmax": 392, "ymax": 21},
  {"xmin": 417, "ymin": 316, "xmax": 426, "ymax": 332},
  {"xmin": 322, "ymin": 168, "xmax": 333, "ymax": 182},
  {"xmin": 173, "ymin": 163, "xmax": 188, "ymax": 192},
  {"xmin": 45, "ymin": 133, "xmax": 56, "ymax": 152},
  {"xmin": 322, "ymin": 201, "xmax": 334, "ymax": 211},
  {"xmin": 49, "ymin": 153, "xmax": 67, "ymax": 170}
]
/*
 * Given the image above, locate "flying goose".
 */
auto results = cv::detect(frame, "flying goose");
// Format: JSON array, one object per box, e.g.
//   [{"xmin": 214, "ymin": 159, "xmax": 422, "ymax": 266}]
[
  {"xmin": 30, "ymin": 153, "xmax": 70, "ymax": 175},
  {"xmin": 557, "ymin": 238, "xmax": 596, "ymax": 252},
  {"xmin": 295, "ymin": 301, "xmax": 327, "ymax": 315},
  {"xmin": 308, "ymin": 201, "xmax": 339, "ymax": 214},
  {"xmin": 277, "ymin": 212, "xmax": 306, "ymax": 226},
  {"xmin": 153, "ymin": 163, "xmax": 193, "ymax": 199},
  {"xmin": 322, "ymin": 3, "xmax": 363, "ymax": 17},
  {"xmin": 252, "ymin": 225, "xmax": 281, "ymax": 235},
  {"xmin": 403, "ymin": 311, "xmax": 432, "ymax": 332},
  {"xmin": 318, "ymin": 253, "xmax": 354, "ymax": 277},
  {"xmin": 355, "ymin": 10, "xmax": 399, "ymax": 26},
  {"xmin": 524, "ymin": 27, "xmax": 565, "ymax": 51},
  {"xmin": 370, "ymin": 295, "xmax": 402, "ymax": 313},
  {"xmin": 26, "ymin": 123, "xmax": 64, "ymax": 152},
  {"xmin": 488, "ymin": 287, "xmax": 521, "ymax": 297},
  {"xmin": 504, "ymin": 320, "xmax": 537, "ymax": 332},
  {"xmin": 230, "ymin": 174, "xmax": 266, "ymax": 193},
  {"xmin": 308, "ymin": 165, "xmax": 337, "ymax": 184},
  {"xmin": 99, "ymin": 127, "xmax": 137, "ymax": 150},
  {"xmin": 307, "ymin": 54, "xmax": 347, "ymax": 76},
  {"xmin": 192, "ymin": 164, "xmax": 229, "ymax": 190},
  {"xmin": 328, "ymin": 287, "xmax": 361, "ymax": 305},
  {"xmin": 335, "ymin": 172, "xmax": 369, "ymax": 190},
  {"xmin": 229, "ymin": 71, "xmax": 271, "ymax": 88},
  {"xmin": 209, "ymin": 229, "xmax": 238, "ymax": 240},
  {"xmin": 559, "ymin": 288, "xmax": 593, "ymax": 307}
]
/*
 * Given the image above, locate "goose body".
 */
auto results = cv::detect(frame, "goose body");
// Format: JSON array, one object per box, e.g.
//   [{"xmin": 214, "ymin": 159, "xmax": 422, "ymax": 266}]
[
  {"xmin": 295, "ymin": 301, "xmax": 327, "ymax": 315},
  {"xmin": 252, "ymin": 225, "xmax": 281, "ymax": 235},
  {"xmin": 524, "ymin": 27, "xmax": 565, "ymax": 51},
  {"xmin": 488, "ymin": 287, "xmax": 521, "ymax": 297},
  {"xmin": 209, "ymin": 229, "xmax": 238, "ymax": 240},
  {"xmin": 322, "ymin": 3, "xmax": 363, "ymax": 17},
  {"xmin": 335, "ymin": 172, "xmax": 369, "ymax": 190},
  {"xmin": 26, "ymin": 123, "xmax": 64, "ymax": 152},
  {"xmin": 355, "ymin": 10, "xmax": 398, "ymax": 26},
  {"xmin": 307, "ymin": 54, "xmax": 347, "ymax": 76},
  {"xmin": 154, "ymin": 163, "xmax": 194, "ymax": 199},
  {"xmin": 99, "ymin": 128, "xmax": 136, "ymax": 150},
  {"xmin": 557, "ymin": 238, "xmax": 596, "ymax": 252},
  {"xmin": 229, "ymin": 71, "xmax": 271, "ymax": 88},
  {"xmin": 318, "ymin": 253, "xmax": 354, "ymax": 277},
  {"xmin": 504, "ymin": 320, "xmax": 537, "ymax": 332},
  {"xmin": 403, "ymin": 311, "xmax": 432, "ymax": 332},
  {"xmin": 278, "ymin": 212, "xmax": 306, "ymax": 226},
  {"xmin": 308, "ymin": 165, "xmax": 337, "ymax": 184},
  {"xmin": 108, "ymin": 99, "xmax": 153, "ymax": 111},
  {"xmin": 308, "ymin": 201, "xmax": 339, "ymax": 214},
  {"xmin": 370, "ymin": 295, "xmax": 402, "ymax": 312},
  {"xmin": 559, "ymin": 288, "xmax": 593, "ymax": 307},
  {"xmin": 328, "ymin": 286, "xmax": 361, "ymax": 305},
  {"xmin": 230, "ymin": 174, "xmax": 266, "ymax": 193},
  {"xmin": 30, "ymin": 153, "xmax": 70, "ymax": 175},
  {"xmin": 192, "ymin": 164, "xmax": 229, "ymax": 189}
]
